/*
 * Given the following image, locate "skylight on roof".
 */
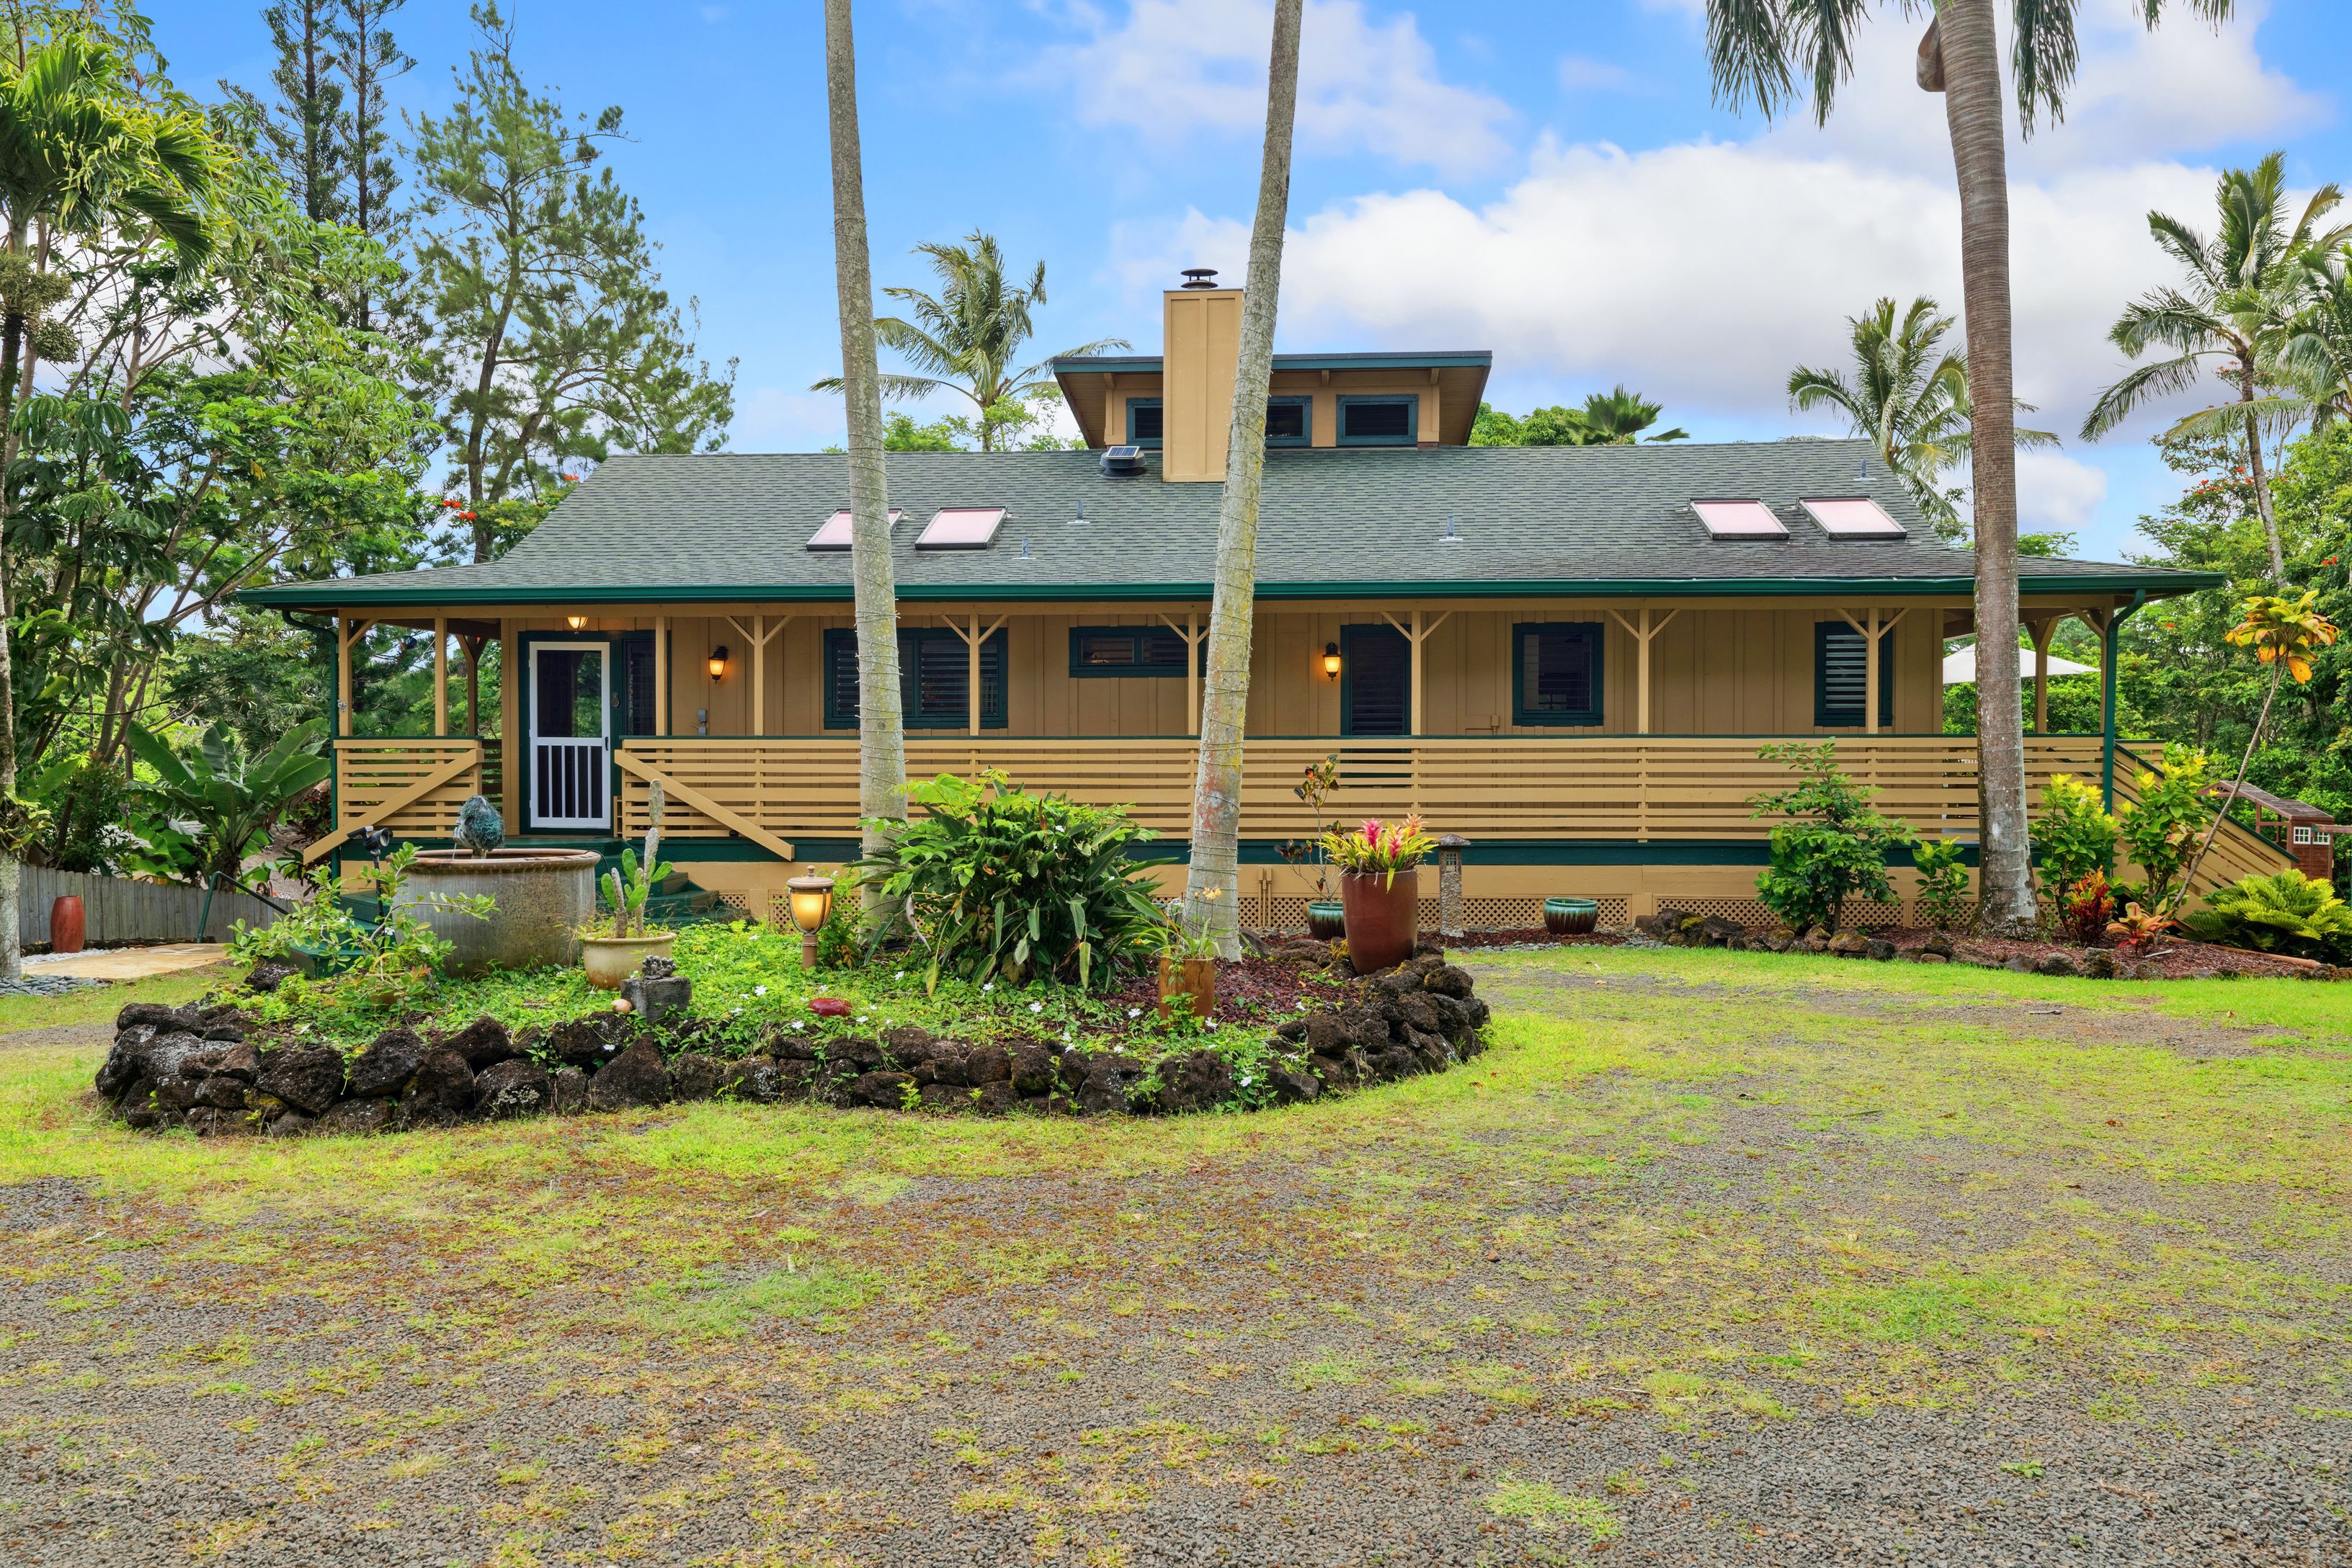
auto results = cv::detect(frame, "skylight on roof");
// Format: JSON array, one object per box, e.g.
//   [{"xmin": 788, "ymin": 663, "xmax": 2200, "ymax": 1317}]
[
  {"xmin": 915, "ymin": 507, "xmax": 1005, "ymax": 551},
  {"xmin": 806, "ymin": 508, "xmax": 903, "ymax": 551},
  {"xmin": 1799, "ymin": 497, "xmax": 1907, "ymax": 538},
  {"xmin": 1690, "ymin": 499, "xmax": 1788, "ymax": 539}
]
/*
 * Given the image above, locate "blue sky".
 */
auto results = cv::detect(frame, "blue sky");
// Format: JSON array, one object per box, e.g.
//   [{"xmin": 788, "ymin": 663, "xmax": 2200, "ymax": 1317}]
[{"xmin": 164, "ymin": 1, "xmax": 2352, "ymax": 562}]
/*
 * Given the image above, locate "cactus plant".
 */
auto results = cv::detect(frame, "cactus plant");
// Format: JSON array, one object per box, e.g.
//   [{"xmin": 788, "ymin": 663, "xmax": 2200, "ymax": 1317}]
[{"xmin": 604, "ymin": 781, "xmax": 674, "ymax": 937}]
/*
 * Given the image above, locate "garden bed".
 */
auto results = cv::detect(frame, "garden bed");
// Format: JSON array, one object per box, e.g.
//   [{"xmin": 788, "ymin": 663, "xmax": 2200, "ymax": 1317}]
[{"xmin": 88, "ymin": 924, "xmax": 1492, "ymax": 1136}]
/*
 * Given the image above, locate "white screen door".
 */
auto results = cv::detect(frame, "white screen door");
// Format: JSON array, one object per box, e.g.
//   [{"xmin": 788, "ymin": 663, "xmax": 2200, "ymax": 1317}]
[{"xmin": 531, "ymin": 641, "xmax": 610, "ymax": 831}]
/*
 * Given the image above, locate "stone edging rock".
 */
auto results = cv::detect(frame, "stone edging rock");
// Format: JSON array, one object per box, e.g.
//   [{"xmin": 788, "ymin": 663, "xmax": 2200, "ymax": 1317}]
[{"xmin": 91, "ymin": 953, "xmax": 1490, "ymax": 1137}]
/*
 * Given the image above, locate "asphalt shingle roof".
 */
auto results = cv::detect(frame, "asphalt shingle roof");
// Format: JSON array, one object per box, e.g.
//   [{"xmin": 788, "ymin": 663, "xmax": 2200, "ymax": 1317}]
[{"xmin": 244, "ymin": 439, "xmax": 2218, "ymax": 609}]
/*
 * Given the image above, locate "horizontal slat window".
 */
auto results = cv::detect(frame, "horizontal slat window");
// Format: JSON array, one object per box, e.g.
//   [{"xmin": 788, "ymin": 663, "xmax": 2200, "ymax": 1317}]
[
  {"xmin": 1814, "ymin": 621, "xmax": 1895, "ymax": 728},
  {"xmin": 1337, "ymin": 395, "xmax": 1417, "ymax": 447},
  {"xmin": 1513, "ymin": 622, "xmax": 1603, "ymax": 726},
  {"xmin": 1126, "ymin": 399, "xmax": 1163, "ymax": 448},
  {"xmin": 824, "ymin": 628, "xmax": 1007, "ymax": 729},
  {"xmin": 1265, "ymin": 396, "xmax": 1311, "ymax": 447},
  {"xmin": 1069, "ymin": 625, "xmax": 1198, "ymax": 678}
]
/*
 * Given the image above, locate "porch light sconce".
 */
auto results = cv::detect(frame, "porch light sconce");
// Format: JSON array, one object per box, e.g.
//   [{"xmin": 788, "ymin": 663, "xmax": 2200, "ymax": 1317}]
[
  {"xmin": 564, "ymin": 614, "xmax": 587, "ymax": 631},
  {"xmin": 786, "ymin": 873, "xmax": 835, "ymax": 968},
  {"xmin": 707, "ymin": 645, "xmax": 729, "ymax": 680},
  {"xmin": 1322, "ymin": 642, "xmax": 1342, "ymax": 680}
]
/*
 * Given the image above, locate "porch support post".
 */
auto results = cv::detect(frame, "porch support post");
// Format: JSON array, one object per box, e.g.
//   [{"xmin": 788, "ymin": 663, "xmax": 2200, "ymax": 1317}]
[
  {"xmin": 1379, "ymin": 607, "xmax": 1453, "ymax": 736},
  {"xmin": 1865, "ymin": 607, "xmax": 1881, "ymax": 736},
  {"xmin": 337, "ymin": 615, "xmax": 364, "ymax": 737},
  {"xmin": 725, "ymin": 614, "xmax": 788, "ymax": 736},
  {"xmin": 1606, "ymin": 607, "xmax": 1681, "ymax": 736},
  {"xmin": 2026, "ymin": 613, "xmax": 2056, "ymax": 736},
  {"xmin": 1159, "ymin": 610, "xmax": 1208, "ymax": 736},
  {"xmin": 432, "ymin": 616, "xmax": 448, "ymax": 736},
  {"xmin": 499, "ymin": 618, "xmax": 520, "ymax": 829},
  {"xmin": 654, "ymin": 615, "xmax": 669, "ymax": 736},
  {"xmin": 968, "ymin": 614, "xmax": 981, "ymax": 736},
  {"xmin": 2100, "ymin": 592, "xmax": 2144, "ymax": 808}
]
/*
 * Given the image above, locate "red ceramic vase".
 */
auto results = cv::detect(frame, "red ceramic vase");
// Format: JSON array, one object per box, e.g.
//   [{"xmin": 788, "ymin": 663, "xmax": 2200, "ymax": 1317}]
[
  {"xmin": 1339, "ymin": 868, "xmax": 1420, "ymax": 974},
  {"xmin": 49, "ymin": 894, "xmax": 84, "ymax": 956}
]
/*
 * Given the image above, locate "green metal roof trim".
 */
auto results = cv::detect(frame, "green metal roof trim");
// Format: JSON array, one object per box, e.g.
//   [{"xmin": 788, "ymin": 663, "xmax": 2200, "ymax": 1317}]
[
  {"xmin": 241, "ymin": 441, "xmax": 2222, "ymax": 611},
  {"xmin": 1051, "ymin": 349, "xmax": 1494, "ymax": 374}
]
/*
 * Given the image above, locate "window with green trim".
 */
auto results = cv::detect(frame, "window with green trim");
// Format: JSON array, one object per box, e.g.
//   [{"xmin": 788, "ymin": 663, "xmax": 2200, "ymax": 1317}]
[
  {"xmin": 1512, "ymin": 623, "xmax": 1603, "ymax": 726},
  {"xmin": 1337, "ymin": 394, "xmax": 1417, "ymax": 446},
  {"xmin": 825, "ymin": 628, "xmax": 1007, "ymax": 729},
  {"xmin": 1069, "ymin": 625, "xmax": 1198, "ymax": 677},
  {"xmin": 1126, "ymin": 398, "xmax": 1163, "ymax": 448},
  {"xmin": 1814, "ymin": 621, "xmax": 1894, "ymax": 728},
  {"xmin": 1265, "ymin": 396, "xmax": 1311, "ymax": 447}
]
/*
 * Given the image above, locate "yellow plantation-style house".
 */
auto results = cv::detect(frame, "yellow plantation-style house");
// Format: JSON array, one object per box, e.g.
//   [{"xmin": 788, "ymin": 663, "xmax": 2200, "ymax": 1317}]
[{"xmin": 244, "ymin": 277, "xmax": 2285, "ymax": 930}]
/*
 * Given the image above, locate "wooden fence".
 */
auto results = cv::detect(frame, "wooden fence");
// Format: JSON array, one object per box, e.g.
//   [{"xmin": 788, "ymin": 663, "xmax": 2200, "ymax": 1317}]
[{"xmin": 21, "ymin": 866, "xmax": 287, "ymax": 948}]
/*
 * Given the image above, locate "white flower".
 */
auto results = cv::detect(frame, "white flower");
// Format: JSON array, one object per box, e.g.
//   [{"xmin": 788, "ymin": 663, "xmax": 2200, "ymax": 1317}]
[
  {"xmin": 754, "ymin": 985, "xmax": 767, "ymax": 997},
  {"xmin": 731, "ymin": 1006, "xmax": 743, "ymax": 1015},
  {"xmin": 792, "ymin": 1020, "xmax": 807, "ymax": 1032},
  {"xmin": 1205, "ymin": 1018, "xmax": 1219, "ymax": 1030},
  {"xmin": 857, "ymin": 1014, "xmax": 870, "ymax": 1023},
  {"xmin": 1126, "ymin": 1007, "xmax": 1142, "ymax": 1019},
  {"xmin": 982, "ymin": 982, "xmax": 994, "ymax": 993},
  {"xmin": 895, "ymin": 970, "xmax": 906, "ymax": 979},
  {"xmin": 1029, "ymin": 1002, "xmax": 1043, "ymax": 1015}
]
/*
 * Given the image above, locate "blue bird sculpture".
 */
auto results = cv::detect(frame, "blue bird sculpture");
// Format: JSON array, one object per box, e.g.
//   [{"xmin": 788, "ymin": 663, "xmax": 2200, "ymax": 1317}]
[{"xmin": 453, "ymin": 795, "xmax": 504, "ymax": 858}]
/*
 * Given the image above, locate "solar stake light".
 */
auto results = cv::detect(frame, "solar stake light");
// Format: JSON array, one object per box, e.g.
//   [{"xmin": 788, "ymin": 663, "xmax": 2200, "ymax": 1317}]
[{"xmin": 786, "ymin": 872, "xmax": 835, "ymax": 967}]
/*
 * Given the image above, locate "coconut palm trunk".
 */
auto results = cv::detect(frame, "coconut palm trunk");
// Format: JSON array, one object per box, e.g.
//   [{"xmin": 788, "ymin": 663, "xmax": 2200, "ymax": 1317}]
[
  {"xmin": 1929, "ymin": 2, "xmax": 2036, "ymax": 935},
  {"xmin": 821, "ymin": 0, "xmax": 906, "ymax": 899},
  {"xmin": 1182, "ymin": 0, "xmax": 1302, "ymax": 958},
  {"xmin": 2240, "ymin": 386, "xmax": 2285, "ymax": 580}
]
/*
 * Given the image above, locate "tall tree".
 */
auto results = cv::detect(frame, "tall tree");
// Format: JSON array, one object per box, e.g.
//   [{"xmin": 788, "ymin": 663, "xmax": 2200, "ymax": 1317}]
[
  {"xmin": 411, "ymin": 2, "xmax": 734, "ymax": 562},
  {"xmin": 2082, "ymin": 153, "xmax": 2346, "ymax": 581},
  {"xmin": 821, "ymin": 0, "xmax": 905, "ymax": 895},
  {"xmin": 0, "ymin": 25, "xmax": 223, "ymax": 978},
  {"xmin": 813, "ymin": 231, "xmax": 1125, "ymax": 452},
  {"xmin": 223, "ymin": 1, "xmax": 344, "ymax": 223},
  {"xmin": 1704, "ymin": 0, "xmax": 2243, "ymax": 937},
  {"xmin": 331, "ymin": 0, "xmax": 411, "ymax": 337},
  {"xmin": 1788, "ymin": 294, "xmax": 2056, "ymax": 540},
  {"xmin": 1182, "ymin": 0, "xmax": 1303, "ymax": 958}
]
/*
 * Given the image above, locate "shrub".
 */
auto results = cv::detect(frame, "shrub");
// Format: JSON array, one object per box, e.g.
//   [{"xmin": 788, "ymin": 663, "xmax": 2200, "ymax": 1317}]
[
  {"xmin": 2180, "ymin": 870, "xmax": 2352, "ymax": 963},
  {"xmin": 856, "ymin": 771, "xmax": 1170, "ymax": 992},
  {"xmin": 1749, "ymin": 741, "xmax": 1913, "ymax": 932},
  {"xmin": 230, "ymin": 844, "xmax": 493, "ymax": 1008},
  {"xmin": 2032, "ymin": 774, "xmax": 2116, "ymax": 900},
  {"xmin": 1910, "ymin": 838, "xmax": 1972, "ymax": 932},
  {"xmin": 2057, "ymin": 871, "xmax": 2115, "ymax": 945},
  {"xmin": 2118, "ymin": 746, "xmax": 2212, "ymax": 911},
  {"xmin": 2106, "ymin": 903, "xmax": 2175, "ymax": 957}
]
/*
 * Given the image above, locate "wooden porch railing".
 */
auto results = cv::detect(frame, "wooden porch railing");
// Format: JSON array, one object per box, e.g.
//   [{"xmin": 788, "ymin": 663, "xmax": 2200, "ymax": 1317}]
[
  {"xmin": 610, "ymin": 734, "xmax": 2111, "ymax": 846},
  {"xmin": 308, "ymin": 737, "xmax": 496, "ymax": 865}
]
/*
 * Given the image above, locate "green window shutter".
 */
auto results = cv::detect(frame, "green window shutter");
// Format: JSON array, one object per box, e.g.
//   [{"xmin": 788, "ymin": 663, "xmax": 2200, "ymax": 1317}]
[
  {"xmin": 827, "ymin": 628, "xmax": 1010, "ymax": 729},
  {"xmin": 1814, "ymin": 621, "xmax": 1894, "ymax": 727},
  {"xmin": 1068, "ymin": 625, "xmax": 1196, "ymax": 678},
  {"xmin": 1511, "ymin": 622, "xmax": 1604, "ymax": 726}
]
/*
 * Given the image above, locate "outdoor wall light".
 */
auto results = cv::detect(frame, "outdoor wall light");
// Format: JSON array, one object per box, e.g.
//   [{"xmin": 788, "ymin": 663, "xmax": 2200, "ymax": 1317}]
[
  {"xmin": 1322, "ymin": 642, "xmax": 1342, "ymax": 680},
  {"xmin": 786, "ymin": 873, "xmax": 835, "ymax": 967},
  {"xmin": 565, "ymin": 615, "xmax": 587, "ymax": 631},
  {"xmin": 707, "ymin": 645, "xmax": 729, "ymax": 680}
]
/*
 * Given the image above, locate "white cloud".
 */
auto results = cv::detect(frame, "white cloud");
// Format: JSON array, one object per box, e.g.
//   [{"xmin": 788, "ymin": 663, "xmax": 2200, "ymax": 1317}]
[
  {"xmin": 1038, "ymin": 0, "xmax": 1513, "ymax": 175},
  {"xmin": 2017, "ymin": 450, "xmax": 2110, "ymax": 538},
  {"xmin": 1557, "ymin": 55, "xmax": 1634, "ymax": 94},
  {"xmin": 1108, "ymin": 208, "xmax": 1252, "ymax": 296}
]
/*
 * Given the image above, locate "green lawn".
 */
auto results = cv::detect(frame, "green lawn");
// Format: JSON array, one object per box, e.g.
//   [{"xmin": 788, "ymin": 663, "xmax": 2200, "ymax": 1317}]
[{"xmin": 1, "ymin": 945, "xmax": 2346, "ymax": 1563}]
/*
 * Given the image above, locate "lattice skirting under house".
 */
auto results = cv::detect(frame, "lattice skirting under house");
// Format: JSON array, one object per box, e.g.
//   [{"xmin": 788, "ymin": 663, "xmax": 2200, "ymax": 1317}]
[{"xmin": 1257, "ymin": 893, "xmax": 1633, "ymax": 934}]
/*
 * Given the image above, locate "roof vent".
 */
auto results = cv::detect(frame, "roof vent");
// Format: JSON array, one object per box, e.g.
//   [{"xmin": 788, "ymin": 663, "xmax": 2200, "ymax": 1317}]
[
  {"xmin": 1070, "ymin": 501, "xmax": 1089, "ymax": 526},
  {"xmin": 1179, "ymin": 267, "xmax": 1219, "ymax": 290},
  {"xmin": 1100, "ymin": 445, "xmax": 1145, "ymax": 478},
  {"xmin": 1438, "ymin": 514, "xmax": 1461, "ymax": 545}
]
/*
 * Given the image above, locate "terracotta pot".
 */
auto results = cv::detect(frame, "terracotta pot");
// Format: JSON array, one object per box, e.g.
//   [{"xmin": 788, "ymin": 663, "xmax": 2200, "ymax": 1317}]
[
  {"xmin": 1340, "ymin": 868, "xmax": 1420, "ymax": 974},
  {"xmin": 580, "ymin": 932, "xmax": 675, "ymax": 990},
  {"xmin": 48, "ymin": 894, "xmax": 84, "ymax": 955},
  {"xmin": 1544, "ymin": 897, "xmax": 1599, "ymax": 936},
  {"xmin": 1157, "ymin": 955, "xmax": 1216, "ymax": 1023},
  {"xmin": 1306, "ymin": 900, "xmax": 1345, "ymax": 940}
]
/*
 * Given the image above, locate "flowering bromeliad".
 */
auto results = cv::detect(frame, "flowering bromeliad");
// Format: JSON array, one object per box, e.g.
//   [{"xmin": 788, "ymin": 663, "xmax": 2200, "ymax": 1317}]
[{"xmin": 1321, "ymin": 814, "xmax": 1437, "ymax": 887}]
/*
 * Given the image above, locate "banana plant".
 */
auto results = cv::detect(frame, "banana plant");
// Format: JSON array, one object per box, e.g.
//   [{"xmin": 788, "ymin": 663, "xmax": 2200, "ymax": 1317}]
[{"xmin": 125, "ymin": 718, "xmax": 330, "ymax": 890}]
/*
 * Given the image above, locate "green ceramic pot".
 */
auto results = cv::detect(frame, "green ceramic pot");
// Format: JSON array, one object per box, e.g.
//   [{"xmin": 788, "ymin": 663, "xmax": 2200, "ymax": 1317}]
[
  {"xmin": 1544, "ymin": 897, "xmax": 1600, "ymax": 936},
  {"xmin": 1306, "ymin": 900, "xmax": 1345, "ymax": 940}
]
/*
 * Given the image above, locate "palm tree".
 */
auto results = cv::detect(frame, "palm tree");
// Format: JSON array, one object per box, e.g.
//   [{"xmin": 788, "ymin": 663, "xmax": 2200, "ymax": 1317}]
[
  {"xmin": 821, "ymin": 0, "xmax": 906, "ymax": 891},
  {"xmin": 0, "ymin": 31, "xmax": 220, "ymax": 979},
  {"xmin": 2260, "ymin": 243, "xmax": 2352, "ymax": 429},
  {"xmin": 1182, "ymin": 0, "xmax": 1303, "ymax": 958},
  {"xmin": 2082, "ymin": 153, "xmax": 2347, "ymax": 581},
  {"xmin": 1705, "ymin": 0, "xmax": 2242, "ymax": 939},
  {"xmin": 2170, "ymin": 589, "xmax": 2339, "ymax": 909},
  {"xmin": 1788, "ymin": 295, "xmax": 2056, "ymax": 539},
  {"xmin": 1564, "ymin": 386, "xmax": 1688, "ymax": 445},
  {"xmin": 814, "ymin": 231, "xmax": 1128, "ymax": 452}
]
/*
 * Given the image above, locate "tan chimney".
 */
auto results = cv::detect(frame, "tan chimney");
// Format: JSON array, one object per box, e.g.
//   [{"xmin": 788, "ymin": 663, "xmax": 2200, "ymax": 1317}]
[{"xmin": 1160, "ymin": 281, "xmax": 1243, "ymax": 483}]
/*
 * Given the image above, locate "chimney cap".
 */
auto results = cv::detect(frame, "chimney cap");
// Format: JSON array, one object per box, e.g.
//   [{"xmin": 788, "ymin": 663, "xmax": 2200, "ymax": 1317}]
[{"xmin": 1179, "ymin": 267, "xmax": 1220, "ymax": 290}]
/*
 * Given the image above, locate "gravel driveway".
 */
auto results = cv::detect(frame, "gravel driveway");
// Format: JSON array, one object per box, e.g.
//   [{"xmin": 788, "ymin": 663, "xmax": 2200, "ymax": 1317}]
[{"xmin": 1, "ymin": 949, "xmax": 2344, "ymax": 1566}]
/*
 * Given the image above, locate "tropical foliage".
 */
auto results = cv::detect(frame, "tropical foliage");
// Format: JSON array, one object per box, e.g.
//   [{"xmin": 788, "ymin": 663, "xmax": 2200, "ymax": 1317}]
[
  {"xmin": 2116, "ymin": 746, "xmax": 2214, "ymax": 912},
  {"xmin": 2031, "ymin": 773, "xmax": 2118, "ymax": 898},
  {"xmin": 123, "ymin": 718, "xmax": 330, "ymax": 889},
  {"xmin": 1748, "ymin": 741, "xmax": 1911, "ymax": 933},
  {"xmin": 855, "ymin": 772, "xmax": 1171, "ymax": 993},
  {"xmin": 1910, "ymin": 837, "xmax": 1972, "ymax": 932},
  {"xmin": 1471, "ymin": 387, "xmax": 1688, "ymax": 447},
  {"xmin": 1322, "ymin": 815, "xmax": 1436, "ymax": 884},
  {"xmin": 1786, "ymin": 295, "xmax": 2056, "ymax": 540},
  {"xmin": 814, "ymin": 230, "xmax": 1123, "ymax": 453},
  {"xmin": 2181, "ymin": 869, "xmax": 2352, "ymax": 963}
]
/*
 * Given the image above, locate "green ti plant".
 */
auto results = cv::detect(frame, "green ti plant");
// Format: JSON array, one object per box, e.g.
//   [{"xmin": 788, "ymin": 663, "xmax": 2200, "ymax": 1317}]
[{"xmin": 605, "ymin": 780, "xmax": 674, "ymax": 937}]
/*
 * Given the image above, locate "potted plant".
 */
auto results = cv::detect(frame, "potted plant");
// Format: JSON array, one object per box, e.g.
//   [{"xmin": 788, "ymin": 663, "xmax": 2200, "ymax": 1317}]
[
  {"xmin": 1286, "ymin": 754, "xmax": 1345, "ymax": 937},
  {"xmin": 1324, "ymin": 815, "xmax": 1435, "ymax": 974},
  {"xmin": 581, "ymin": 799, "xmax": 678, "ymax": 989},
  {"xmin": 1155, "ymin": 889, "xmax": 1221, "ymax": 1022}
]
